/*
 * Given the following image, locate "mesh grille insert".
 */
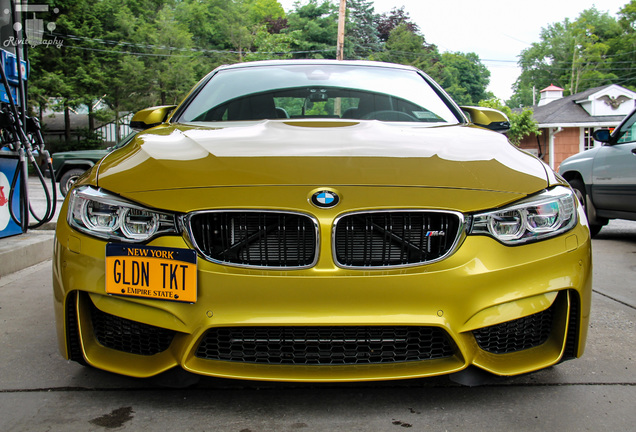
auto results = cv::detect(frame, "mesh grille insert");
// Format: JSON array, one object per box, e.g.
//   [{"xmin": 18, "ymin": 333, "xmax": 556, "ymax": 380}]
[
  {"xmin": 473, "ymin": 301, "xmax": 555, "ymax": 354},
  {"xmin": 188, "ymin": 211, "xmax": 317, "ymax": 268},
  {"xmin": 334, "ymin": 211, "xmax": 461, "ymax": 267},
  {"xmin": 65, "ymin": 292, "xmax": 85, "ymax": 364},
  {"xmin": 89, "ymin": 300, "xmax": 175, "ymax": 356},
  {"xmin": 196, "ymin": 326, "xmax": 455, "ymax": 365},
  {"xmin": 561, "ymin": 290, "xmax": 580, "ymax": 361}
]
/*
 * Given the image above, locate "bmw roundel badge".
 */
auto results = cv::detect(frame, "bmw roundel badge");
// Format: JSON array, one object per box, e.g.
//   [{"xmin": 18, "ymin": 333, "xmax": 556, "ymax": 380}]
[{"xmin": 311, "ymin": 190, "xmax": 340, "ymax": 208}]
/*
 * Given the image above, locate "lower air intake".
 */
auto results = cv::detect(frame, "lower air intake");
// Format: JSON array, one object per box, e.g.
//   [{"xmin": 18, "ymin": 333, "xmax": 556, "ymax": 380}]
[
  {"xmin": 473, "ymin": 300, "xmax": 555, "ymax": 354},
  {"xmin": 195, "ymin": 326, "xmax": 454, "ymax": 365},
  {"xmin": 90, "ymin": 300, "xmax": 175, "ymax": 356}
]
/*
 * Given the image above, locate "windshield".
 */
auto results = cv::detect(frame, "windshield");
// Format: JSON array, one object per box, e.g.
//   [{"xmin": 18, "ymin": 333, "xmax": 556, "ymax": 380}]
[{"xmin": 178, "ymin": 64, "xmax": 460, "ymax": 124}]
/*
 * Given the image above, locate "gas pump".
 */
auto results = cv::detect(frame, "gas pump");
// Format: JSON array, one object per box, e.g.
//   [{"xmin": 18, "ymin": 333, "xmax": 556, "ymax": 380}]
[{"xmin": 0, "ymin": 0, "xmax": 57, "ymax": 238}]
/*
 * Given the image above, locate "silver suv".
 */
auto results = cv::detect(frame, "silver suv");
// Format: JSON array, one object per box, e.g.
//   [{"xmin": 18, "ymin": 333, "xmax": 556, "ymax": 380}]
[{"xmin": 559, "ymin": 108, "xmax": 636, "ymax": 236}]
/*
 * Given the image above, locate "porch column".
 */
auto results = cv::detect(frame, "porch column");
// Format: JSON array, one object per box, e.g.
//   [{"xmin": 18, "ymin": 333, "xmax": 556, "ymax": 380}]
[{"xmin": 548, "ymin": 127, "xmax": 562, "ymax": 170}]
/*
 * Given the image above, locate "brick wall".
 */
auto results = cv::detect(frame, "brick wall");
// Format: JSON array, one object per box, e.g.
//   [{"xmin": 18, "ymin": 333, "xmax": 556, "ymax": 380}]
[
  {"xmin": 517, "ymin": 127, "xmax": 581, "ymax": 169},
  {"xmin": 553, "ymin": 128, "xmax": 580, "ymax": 169},
  {"xmin": 518, "ymin": 132, "xmax": 547, "ymax": 163}
]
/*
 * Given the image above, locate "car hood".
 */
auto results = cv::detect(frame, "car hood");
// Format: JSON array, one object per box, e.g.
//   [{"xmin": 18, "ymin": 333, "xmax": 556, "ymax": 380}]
[{"xmin": 96, "ymin": 120, "xmax": 548, "ymax": 195}]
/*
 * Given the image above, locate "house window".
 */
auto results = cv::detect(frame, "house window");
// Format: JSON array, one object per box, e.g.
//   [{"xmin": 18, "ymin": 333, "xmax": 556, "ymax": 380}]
[{"xmin": 583, "ymin": 128, "xmax": 595, "ymax": 151}]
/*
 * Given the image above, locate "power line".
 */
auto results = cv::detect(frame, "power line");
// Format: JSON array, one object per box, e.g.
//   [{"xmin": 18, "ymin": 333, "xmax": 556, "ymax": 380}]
[
  {"xmin": 61, "ymin": 43, "xmax": 333, "ymax": 57},
  {"xmin": 45, "ymin": 32, "xmax": 336, "ymax": 56},
  {"xmin": 33, "ymin": 32, "xmax": 635, "ymax": 96},
  {"xmin": 45, "ymin": 31, "xmax": 636, "ymax": 71}
]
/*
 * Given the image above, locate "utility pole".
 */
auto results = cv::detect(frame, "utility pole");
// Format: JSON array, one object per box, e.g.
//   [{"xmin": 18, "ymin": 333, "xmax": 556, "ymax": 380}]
[
  {"xmin": 336, "ymin": 0, "xmax": 346, "ymax": 60},
  {"xmin": 334, "ymin": 0, "xmax": 346, "ymax": 116}
]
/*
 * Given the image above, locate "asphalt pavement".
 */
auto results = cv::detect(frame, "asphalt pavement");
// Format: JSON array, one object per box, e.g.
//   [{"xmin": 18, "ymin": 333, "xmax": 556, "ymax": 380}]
[
  {"xmin": 1, "ymin": 179, "xmax": 636, "ymax": 430},
  {"xmin": 0, "ymin": 219, "xmax": 634, "ymax": 431}
]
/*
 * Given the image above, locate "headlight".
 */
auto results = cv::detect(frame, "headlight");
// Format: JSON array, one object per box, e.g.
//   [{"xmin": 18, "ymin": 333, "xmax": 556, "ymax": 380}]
[
  {"xmin": 68, "ymin": 186, "xmax": 178, "ymax": 242},
  {"xmin": 470, "ymin": 186, "xmax": 577, "ymax": 245}
]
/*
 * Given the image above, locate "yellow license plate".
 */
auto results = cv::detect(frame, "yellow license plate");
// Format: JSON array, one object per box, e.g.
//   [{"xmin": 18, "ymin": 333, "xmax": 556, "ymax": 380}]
[{"xmin": 105, "ymin": 244, "xmax": 197, "ymax": 303}]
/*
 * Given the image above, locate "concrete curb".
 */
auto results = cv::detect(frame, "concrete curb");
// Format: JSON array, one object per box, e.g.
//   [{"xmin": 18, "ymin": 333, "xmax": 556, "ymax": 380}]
[{"xmin": 0, "ymin": 229, "xmax": 56, "ymax": 277}]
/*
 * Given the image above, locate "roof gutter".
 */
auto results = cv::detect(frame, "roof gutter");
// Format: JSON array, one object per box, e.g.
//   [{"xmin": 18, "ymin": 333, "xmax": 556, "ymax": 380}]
[{"xmin": 538, "ymin": 121, "xmax": 621, "ymax": 128}]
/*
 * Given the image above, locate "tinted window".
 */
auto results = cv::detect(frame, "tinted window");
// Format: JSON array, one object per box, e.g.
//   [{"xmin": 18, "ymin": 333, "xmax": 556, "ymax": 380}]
[{"xmin": 617, "ymin": 112, "xmax": 636, "ymax": 144}]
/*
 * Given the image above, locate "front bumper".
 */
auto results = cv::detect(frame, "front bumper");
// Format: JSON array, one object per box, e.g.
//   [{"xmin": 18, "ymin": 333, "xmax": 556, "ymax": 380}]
[{"xmin": 53, "ymin": 197, "xmax": 592, "ymax": 382}]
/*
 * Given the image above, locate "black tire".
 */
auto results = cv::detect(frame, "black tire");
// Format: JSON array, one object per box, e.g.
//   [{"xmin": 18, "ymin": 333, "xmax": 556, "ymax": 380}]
[
  {"xmin": 568, "ymin": 178, "xmax": 604, "ymax": 237},
  {"xmin": 59, "ymin": 168, "xmax": 86, "ymax": 196}
]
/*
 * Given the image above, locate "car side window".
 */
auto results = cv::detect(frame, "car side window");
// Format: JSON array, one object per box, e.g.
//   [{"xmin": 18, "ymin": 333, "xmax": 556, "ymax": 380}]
[{"xmin": 616, "ymin": 114, "xmax": 636, "ymax": 144}]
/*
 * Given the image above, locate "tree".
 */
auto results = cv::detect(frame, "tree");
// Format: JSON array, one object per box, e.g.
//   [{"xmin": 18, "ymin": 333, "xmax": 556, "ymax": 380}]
[
  {"xmin": 374, "ymin": 6, "xmax": 419, "ymax": 42},
  {"xmin": 245, "ymin": 26, "xmax": 299, "ymax": 61},
  {"xmin": 174, "ymin": 0, "xmax": 234, "ymax": 50},
  {"xmin": 28, "ymin": 0, "xmax": 110, "ymax": 145},
  {"xmin": 28, "ymin": 0, "xmax": 203, "ymax": 144},
  {"xmin": 26, "ymin": 0, "xmax": 499, "ymax": 150},
  {"xmin": 439, "ymin": 52, "xmax": 492, "ymax": 105},
  {"xmin": 284, "ymin": 0, "xmax": 338, "ymax": 59},
  {"xmin": 243, "ymin": 0, "xmax": 285, "ymax": 26},
  {"xmin": 147, "ymin": 7, "xmax": 199, "ymax": 105},
  {"xmin": 371, "ymin": 23, "xmax": 442, "ymax": 80},
  {"xmin": 369, "ymin": 7, "xmax": 493, "ymax": 102},
  {"xmin": 88, "ymin": 1, "xmax": 199, "ymax": 141},
  {"xmin": 567, "ymin": 7, "xmax": 620, "ymax": 94},
  {"xmin": 511, "ymin": 6, "xmax": 623, "ymax": 107},
  {"xmin": 608, "ymin": 0, "xmax": 636, "ymax": 91},
  {"xmin": 93, "ymin": 3, "xmax": 156, "ymax": 141},
  {"xmin": 345, "ymin": 0, "xmax": 381, "ymax": 59}
]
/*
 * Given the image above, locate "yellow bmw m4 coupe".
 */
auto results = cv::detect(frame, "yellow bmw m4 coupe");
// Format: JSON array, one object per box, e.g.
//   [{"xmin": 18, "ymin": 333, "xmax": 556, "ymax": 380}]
[{"xmin": 52, "ymin": 60, "xmax": 591, "ymax": 384}]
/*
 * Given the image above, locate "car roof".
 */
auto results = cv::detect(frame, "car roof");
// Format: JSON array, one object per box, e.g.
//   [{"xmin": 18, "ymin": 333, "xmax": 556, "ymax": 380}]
[{"xmin": 215, "ymin": 59, "xmax": 419, "ymax": 73}]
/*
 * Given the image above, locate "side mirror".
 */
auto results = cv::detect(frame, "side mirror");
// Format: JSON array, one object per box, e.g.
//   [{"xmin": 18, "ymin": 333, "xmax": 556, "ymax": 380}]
[
  {"xmin": 130, "ymin": 105, "xmax": 177, "ymax": 131},
  {"xmin": 592, "ymin": 129, "xmax": 611, "ymax": 143},
  {"xmin": 461, "ymin": 106, "xmax": 510, "ymax": 133}
]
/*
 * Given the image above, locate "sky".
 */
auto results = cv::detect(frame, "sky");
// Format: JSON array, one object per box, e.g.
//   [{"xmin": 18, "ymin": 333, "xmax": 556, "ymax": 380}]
[{"xmin": 277, "ymin": 0, "xmax": 630, "ymax": 101}]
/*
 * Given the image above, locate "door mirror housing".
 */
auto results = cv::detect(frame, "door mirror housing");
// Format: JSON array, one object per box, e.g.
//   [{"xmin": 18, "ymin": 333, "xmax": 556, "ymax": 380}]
[
  {"xmin": 130, "ymin": 105, "xmax": 177, "ymax": 131},
  {"xmin": 592, "ymin": 129, "xmax": 612, "ymax": 143},
  {"xmin": 461, "ymin": 106, "xmax": 510, "ymax": 133}
]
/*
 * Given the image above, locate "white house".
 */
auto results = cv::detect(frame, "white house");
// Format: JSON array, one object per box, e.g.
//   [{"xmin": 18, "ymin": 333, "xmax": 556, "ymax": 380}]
[{"xmin": 518, "ymin": 84, "xmax": 636, "ymax": 169}]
